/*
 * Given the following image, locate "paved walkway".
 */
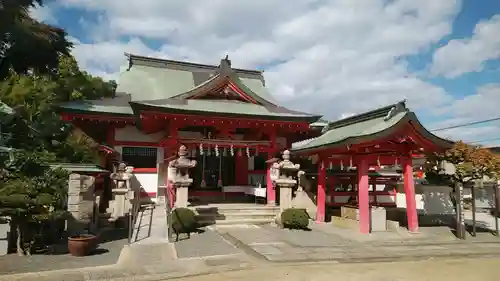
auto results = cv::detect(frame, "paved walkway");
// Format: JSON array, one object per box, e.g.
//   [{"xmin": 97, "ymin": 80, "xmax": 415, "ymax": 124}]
[
  {"xmin": 216, "ymin": 223, "xmax": 500, "ymax": 263},
  {"xmin": 2, "ymin": 221, "xmax": 500, "ymax": 280},
  {"xmin": 131, "ymin": 205, "xmax": 169, "ymax": 245}
]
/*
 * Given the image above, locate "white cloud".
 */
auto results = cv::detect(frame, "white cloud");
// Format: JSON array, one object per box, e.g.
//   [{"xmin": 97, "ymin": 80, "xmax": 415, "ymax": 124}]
[
  {"xmin": 59, "ymin": 0, "xmax": 460, "ymax": 118},
  {"xmin": 431, "ymin": 14, "xmax": 500, "ymax": 78},
  {"xmin": 429, "ymin": 84, "xmax": 500, "ymax": 146},
  {"xmin": 36, "ymin": 0, "xmax": 500, "ymax": 146},
  {"xmin": 29, "ymin": 3, "xmax": 58, "ymax": 23},
  {"xmin": 55, "ymin": 0, "xmax": 500, "ymax": 146}
]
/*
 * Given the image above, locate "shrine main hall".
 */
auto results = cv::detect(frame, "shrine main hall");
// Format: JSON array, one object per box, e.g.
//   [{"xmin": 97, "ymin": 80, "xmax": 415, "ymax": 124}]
[{"xmin": 59, "ymin": 54, "xmax": 452, "ymax": 234}]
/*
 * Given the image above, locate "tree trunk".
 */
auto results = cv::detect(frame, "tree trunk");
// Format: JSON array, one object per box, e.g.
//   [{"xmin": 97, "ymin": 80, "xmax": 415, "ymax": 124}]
[{"xmin": 16, "ymin": 224, "xmax": 23, "ymax": 256}]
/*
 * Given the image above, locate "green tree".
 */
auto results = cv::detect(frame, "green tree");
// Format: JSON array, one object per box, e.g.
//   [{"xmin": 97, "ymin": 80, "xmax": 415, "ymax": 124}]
[
  {"xmin": 0, "ymin": 55, "xmax": 116, "ymax": 162},
  {"xmin": 0, "ymin": 0, "xmax": 72, "ymax": 79},
  {"xmin": 0, "ymin": 150, "xmax": 69, "ymax": 255},
  {"xmin": 425, "ymin": 141, "xmax": 500, "ymax": 238}
]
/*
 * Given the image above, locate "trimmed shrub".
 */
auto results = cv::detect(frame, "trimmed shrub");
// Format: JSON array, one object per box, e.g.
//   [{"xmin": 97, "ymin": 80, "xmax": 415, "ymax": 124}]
[
  {"xmin": 281, "ymin": 208, "xmax": 310, "ymax": 230},
  {"xmin": 170, "ymin": 207, "xmax": 198, "ymax": 240}
]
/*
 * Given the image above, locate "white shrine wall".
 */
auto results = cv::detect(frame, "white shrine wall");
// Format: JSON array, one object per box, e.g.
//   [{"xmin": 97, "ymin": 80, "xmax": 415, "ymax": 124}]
[{"xmin": 114, "ymin": 125, "xmax": 164, "ymax": 142}]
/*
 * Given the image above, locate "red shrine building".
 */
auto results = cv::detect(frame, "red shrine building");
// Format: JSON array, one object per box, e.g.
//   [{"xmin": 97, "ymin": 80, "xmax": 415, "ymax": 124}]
[
  {"xmin": 59, "ymin": 54, "xmax": 322, "ymax": 205},
  {"xmin": 59, "ymin": 54, "xmax": 452, "ymax": 234},
  {"xmin": 291, "ymin": 102, "xmax": 453, "ymax": 232}
]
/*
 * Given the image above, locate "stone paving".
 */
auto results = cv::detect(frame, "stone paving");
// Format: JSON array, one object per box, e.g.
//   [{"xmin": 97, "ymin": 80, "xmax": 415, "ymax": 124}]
[
  {"xmin": 0, "ymin": 228, "xmax": 128, "ymax": 275},
  {"xmin": 131, "ymin": 205, "xmax": 169, "ymax": 245},
  {"xmin": 175, "ymin": 228, "xmax": 242, "ymax": 258},
  {"xmin": 214, "ymin": 222, "xmax": 500, "ymax": 263}
]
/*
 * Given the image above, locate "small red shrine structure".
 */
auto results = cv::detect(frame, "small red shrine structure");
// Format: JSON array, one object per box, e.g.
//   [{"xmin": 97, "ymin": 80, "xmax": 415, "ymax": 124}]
[
  {"xmin": 291, "ymin": 101, "xmax": 453, "ymax": 233},
  {"xmin": 58, "ymin": 54, "xmax": 321, "ymax": 204}
]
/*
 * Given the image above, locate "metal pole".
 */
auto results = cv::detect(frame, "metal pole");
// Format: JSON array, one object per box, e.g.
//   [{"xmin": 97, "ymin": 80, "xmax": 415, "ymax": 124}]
[
  {"xmin": 494, "ymin": 183, "xmax": 499, "ymax": 237},
  {"xmin": 472, "ymin": 182, "xmax": 478, "ymax": 237}
]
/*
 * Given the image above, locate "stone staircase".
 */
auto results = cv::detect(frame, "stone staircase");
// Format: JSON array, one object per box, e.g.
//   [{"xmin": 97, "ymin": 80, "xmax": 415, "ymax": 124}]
[{"xmin": 189, "ymin": 203, "xmax": 280, "ymax": 226}]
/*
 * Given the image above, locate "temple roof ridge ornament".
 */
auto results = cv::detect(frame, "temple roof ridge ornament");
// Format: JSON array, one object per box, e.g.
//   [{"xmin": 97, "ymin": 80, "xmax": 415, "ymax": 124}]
[
  {"xmin": 125, "ymin": 53, "xmax": 263, "ymax": 75},
  {"xmin": 322, "ymin": 100, "xmax": 408, "ymax": 133}
]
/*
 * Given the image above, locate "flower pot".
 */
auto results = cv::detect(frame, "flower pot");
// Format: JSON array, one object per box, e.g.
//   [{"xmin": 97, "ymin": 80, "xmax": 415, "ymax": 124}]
[{"xmin": 68, "ymin": 234, "xmax": 97, "ymax": 257}]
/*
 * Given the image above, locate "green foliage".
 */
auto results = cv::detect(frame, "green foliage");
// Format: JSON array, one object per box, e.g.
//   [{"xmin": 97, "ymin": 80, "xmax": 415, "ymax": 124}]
[
  {"xmin": 0, "ymin": 0, "xmax": 117, "ymax": 255},
  {"xmin": 281, "ymin": 208, "xmax": 310, "ymax": 230},
  {"xmin": 171, "ymin": 207, "xmax": 198, "ymax": 234},
  {"xmin": 0, "ymin": 1, "xmax": 72, "ymax": 79},
  {"xmin": 0, "ymin": 54, "xmax": 116, "ymax": 163},
  {"xmin": 0, "ymin": 150, "xmax": 69, "ymax": 255}
]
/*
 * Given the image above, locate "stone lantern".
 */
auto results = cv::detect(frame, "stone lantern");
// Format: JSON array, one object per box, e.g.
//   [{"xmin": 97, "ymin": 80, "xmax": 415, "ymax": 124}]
[
  {"xmin": 168, "ymin": 145, "xmax": 197, "ymax": 208},
  {"xmin": 108, "ymin": 162, "xmax": 134, "ymax": 222},
  {"xmin": 271, "ymin": 150, "xmax": 301, "ymax": 211}
]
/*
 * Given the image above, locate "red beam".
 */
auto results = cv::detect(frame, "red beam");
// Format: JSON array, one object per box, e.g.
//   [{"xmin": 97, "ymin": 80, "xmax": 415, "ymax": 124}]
[{"xmin": 142, "ymin": 111, "xmax": 310, "ymax": 132}]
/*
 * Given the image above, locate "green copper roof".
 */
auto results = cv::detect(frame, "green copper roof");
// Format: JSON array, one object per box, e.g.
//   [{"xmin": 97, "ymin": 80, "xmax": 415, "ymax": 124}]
[
  {"xmin": 59, "ymin": 54, "xmax": 321, "ymax": 122},
  {"xmin": 59, "ymin": 101, "xmax": 134, "ymax": 115},
  {"xmin": 49, "ymin": 163, "xmax": 110, "ymax": 173},
  {"xmin": 131, "ymin": 99, "xmax": 318, "ymax": 121},
  {"xmin": 291, "ymin": 101, "xmax": 453, "ymax": 153}
]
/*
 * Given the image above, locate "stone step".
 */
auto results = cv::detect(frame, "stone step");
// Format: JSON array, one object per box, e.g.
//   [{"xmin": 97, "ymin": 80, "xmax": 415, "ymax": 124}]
[
  {"xmin": 195, "ymin": 212, "xmax": 277, "ymax": 220},
  {"xmin": 191, "ymin": 204, "xmax": 280, "ymax": 214},
  {"xmin": 197, "ymin": 217, "xmax": 274, "ymax": 225}
]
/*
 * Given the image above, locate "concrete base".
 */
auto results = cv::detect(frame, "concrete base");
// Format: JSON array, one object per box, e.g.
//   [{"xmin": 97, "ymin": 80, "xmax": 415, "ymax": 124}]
[
  {"xmin": 0, "ymin": 223, "xmax": 8, "ymax": 256},
  {"xmin": 174, "ymin": 185, "xmax": 189, "ymax": 208}
]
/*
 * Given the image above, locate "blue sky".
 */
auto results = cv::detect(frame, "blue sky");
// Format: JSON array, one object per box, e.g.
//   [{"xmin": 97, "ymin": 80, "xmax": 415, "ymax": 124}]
[{"xmin": 33, "ymin": 0, "xmax": 500, "ymax": 146}]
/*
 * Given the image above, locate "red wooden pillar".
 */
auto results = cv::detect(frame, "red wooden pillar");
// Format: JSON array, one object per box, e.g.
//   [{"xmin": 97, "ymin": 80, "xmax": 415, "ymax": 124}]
[
  {"xmin": 403, "ymin": 157, "xmax": 419, "ymax": 232},
  {"xmin": 357, "ymin": 157, "xmax": 370, "ymax": 233},
  {"xmin": 316, "ymin": 160, "xmax": 326, "ymax": 222}
]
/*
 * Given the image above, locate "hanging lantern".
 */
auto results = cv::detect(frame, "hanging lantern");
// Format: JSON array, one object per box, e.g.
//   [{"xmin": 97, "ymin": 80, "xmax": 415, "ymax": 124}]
[
  {"xmin": 395, "ymin": 157, "xmax": 398, "ymax": 166},
  {"xmin": 199, "ymin": 143, "xmax": 204, "ymax": 155},
  {"xmin": 377, "ymin": 156, "xmax": 381, "ymax": 167},
  {"xmin": 223, "ymin": 147, "xmax": 228, "ymax": 157},
  {"xmin": 238, "ymin": 148, "xmax": 243, "ymax": 157},
  {"xmin": 246, "ymin": 147, "xmax": 250, "ymax": 158},
  {"xmin": 255, "ymin": 146, "xmax": 259, "ymax": 156},
  {"xmin": 349, "ymin": 157, "xmax": 353, "ymax": 169},
  {"xmin": 230, "ymin": 145, "xmax": 234, "ymax": 156},
  {"xmin": 340, "ymin": 160, "xmax": 344, "ymax": 170},
  {"xmin": 215, "ymin": 144, "xmax": 219, "ymax": 157},
  {"xmin": 329, "ymin": 161, "xmax": 333, "ymax": 170}
]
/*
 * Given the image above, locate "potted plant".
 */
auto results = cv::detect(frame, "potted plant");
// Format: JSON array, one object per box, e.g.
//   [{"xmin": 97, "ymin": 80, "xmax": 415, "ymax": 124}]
[{"xmin": 68, "ymin": 232, "xmax": 97, "ymax": 257}]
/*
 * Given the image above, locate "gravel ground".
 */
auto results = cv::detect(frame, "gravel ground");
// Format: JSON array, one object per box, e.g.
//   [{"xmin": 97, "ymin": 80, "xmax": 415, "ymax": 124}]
[{"xmin": 175, "ymin": 257, "xmax": 500, "ymax": 281}]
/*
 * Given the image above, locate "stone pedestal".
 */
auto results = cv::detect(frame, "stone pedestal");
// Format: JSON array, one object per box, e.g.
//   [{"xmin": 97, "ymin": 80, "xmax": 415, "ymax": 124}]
[
  {"xmin": 371, "ymin": 207, "xmax": 387, "ymax": 232},
  {"xmin": 340, "ymin": 205, "xmax": 388, "ymax": 232},
  {"xmin": 277, "ymin": 182, "xmax": 294, "ymax": 212},
  {"xmin": 174, "ymin": 184, "xmax": 190, "ymax": 208},
  {"xmin": 67, "ymin": 173, "xmax": 96, "ymax": 235}
]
